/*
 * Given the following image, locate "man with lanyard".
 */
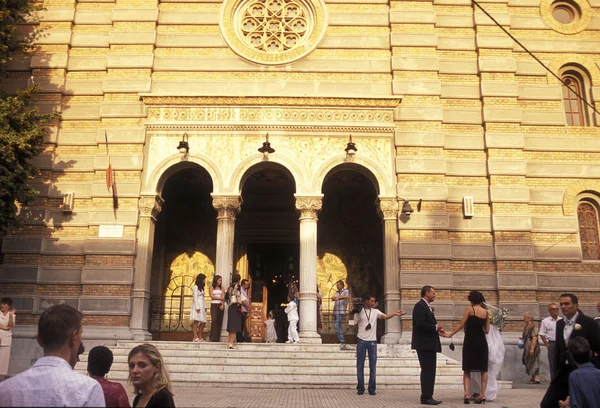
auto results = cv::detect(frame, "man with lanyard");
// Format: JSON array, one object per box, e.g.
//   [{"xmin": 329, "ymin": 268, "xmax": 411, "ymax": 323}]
[
  {"xmin": 331, "ymin": 280, "xmax": 350, "ymax": 345},
  {"xmin": 540, "ymin": 302, "xmax": 562, "ymax": 381},
  {"xmin": 354, "ymin": 295, "xmax": 405, "ymax": 396}
]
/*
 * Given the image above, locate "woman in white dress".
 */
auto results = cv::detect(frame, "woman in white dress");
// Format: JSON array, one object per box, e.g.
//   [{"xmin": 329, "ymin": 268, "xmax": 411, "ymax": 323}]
[
  {"xmin": 0, "ymin": 297, "xmax": 16, "ymax": 378},
  {"xmin": 191, "ymin": 274, "xmax": 207, "ymax": 343}
]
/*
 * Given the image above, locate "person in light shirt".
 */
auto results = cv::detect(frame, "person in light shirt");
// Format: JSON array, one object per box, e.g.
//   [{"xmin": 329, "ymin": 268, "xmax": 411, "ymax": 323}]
[
  {"xmin": 354, "ymin": 295, "xmax": 405, "ymax": 396},
  {"xmin": 540, "ymin": 302, "xmax": 562, "ymax": 381},
  {"xmin": 0, "ymin": 304, "xmax": 105, "ymax": 407}
]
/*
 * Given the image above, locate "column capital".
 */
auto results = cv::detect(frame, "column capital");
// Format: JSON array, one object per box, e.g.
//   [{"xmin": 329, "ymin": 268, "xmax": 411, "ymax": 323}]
[
  {"xmin": 139, "ymin": 195, "xmax": 164, "ymax": 219},
  {"xmin": 295, "ymin": 196, "xmax": 322, "ymax": 219},
  {"xmin": 212, "ymin": 195, "xmax": 241, "ymax": 219},
  {"xmin": 377, "ymin": 197, "xmax": 399, "ymax": 220}
]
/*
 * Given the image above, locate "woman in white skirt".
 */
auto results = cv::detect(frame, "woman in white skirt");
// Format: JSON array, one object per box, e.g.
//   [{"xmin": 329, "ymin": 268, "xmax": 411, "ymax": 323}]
[
  {"xmin": 0, "ymin": 297, "xmax": 16, "ymax": 378},
  {"xmin": 191, "ymin": 274, "xmax": 207, "ymax": 343}
]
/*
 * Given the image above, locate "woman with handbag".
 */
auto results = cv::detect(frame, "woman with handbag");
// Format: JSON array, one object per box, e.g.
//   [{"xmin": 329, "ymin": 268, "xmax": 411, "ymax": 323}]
[
  {"xmin": 225, "ymin": 273, "xmax": 243, "ymax": 349},
  {"xmin": 520, "ymin": 312, "xmax": 541, "ymax": 384}
]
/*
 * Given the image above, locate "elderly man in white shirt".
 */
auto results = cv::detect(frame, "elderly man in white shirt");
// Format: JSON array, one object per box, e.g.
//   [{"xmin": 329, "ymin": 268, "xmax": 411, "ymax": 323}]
[
  {"xmin": 540, "ymin": 302, "xmax": 562, "ymax": 381},
  {"xmin": 0, "ymin": 304, "xmax": 105, "ymax": 407}
]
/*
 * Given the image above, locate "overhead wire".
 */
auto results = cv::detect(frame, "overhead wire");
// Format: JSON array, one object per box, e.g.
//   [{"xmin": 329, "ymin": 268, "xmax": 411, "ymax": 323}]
[{"xmin": 471, "ymin": 0, "xmax": 600, "ymax": 118}]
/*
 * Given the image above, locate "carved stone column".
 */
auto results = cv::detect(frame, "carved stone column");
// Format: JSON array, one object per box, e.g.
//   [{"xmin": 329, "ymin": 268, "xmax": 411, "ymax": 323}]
[
  {"xmin": 212, "ymin": 195, "xmax": 241, "ymax": 341},
  {"xmin": 131, "ymin": 195, "xmax": 164, "ymax": 340},
  {"xmin": 378, "ymin": 197, "xmax": 401, "ymax": 344},
  {"xmin": 295, "ymin": 196, "xmax": 323, "ymax": 343}
]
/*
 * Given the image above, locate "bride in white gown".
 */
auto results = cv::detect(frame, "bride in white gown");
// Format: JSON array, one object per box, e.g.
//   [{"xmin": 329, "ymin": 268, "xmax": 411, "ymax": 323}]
[{"xmin": 469, "ymin": 305, "xmax": 506, "ymax": 401}]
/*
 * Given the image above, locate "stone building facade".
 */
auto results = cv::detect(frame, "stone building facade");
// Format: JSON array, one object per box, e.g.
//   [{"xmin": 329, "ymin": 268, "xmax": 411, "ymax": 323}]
[{"xmin": 1, "ymin": 0, "xmax": 599, "ymax": 378}]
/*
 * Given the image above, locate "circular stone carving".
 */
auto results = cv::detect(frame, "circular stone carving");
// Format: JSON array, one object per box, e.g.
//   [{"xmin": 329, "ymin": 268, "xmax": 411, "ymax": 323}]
[
  {"xmin": 540, "ymin": 0, "xmax": 592, "ymax": 35},
  {"xmin": 220, "ymin": 0, "xmax": 328, "ymax": 65}
]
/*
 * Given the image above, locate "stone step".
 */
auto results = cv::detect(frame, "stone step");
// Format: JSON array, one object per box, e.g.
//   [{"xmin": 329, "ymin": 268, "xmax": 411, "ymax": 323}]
[
  {"xmin": 74, "ymin": 341, "xmax": 512, "ymax": 390},
  {"xmin": 88, "ymin": 362, "xmax": 463, "ymax": 376}
]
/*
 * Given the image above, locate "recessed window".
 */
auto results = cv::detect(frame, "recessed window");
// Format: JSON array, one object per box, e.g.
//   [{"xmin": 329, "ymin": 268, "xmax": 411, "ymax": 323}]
[
  {"xmin": 578, "ymin": 201, "xmax": 600, "ymax": 260},
  {"xmin": 552, "ymin": 1, "xmax": 580, "ymax": 24}
]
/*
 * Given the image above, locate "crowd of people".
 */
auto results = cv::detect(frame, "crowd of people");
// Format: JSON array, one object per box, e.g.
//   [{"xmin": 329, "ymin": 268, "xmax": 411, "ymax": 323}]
[
  {"xmin": 0, "ymin": 304, "xmax": 175, "ymax": 408},
  {"xmin": 1, "ymin": 285, "xmax": 599, "ymax": 407}
]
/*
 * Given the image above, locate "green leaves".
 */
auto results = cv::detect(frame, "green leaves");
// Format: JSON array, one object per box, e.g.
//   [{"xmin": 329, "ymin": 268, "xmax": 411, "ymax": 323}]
[{"xmin": 0, "ymin": 85, "xmax": 56, "ymax": 231}]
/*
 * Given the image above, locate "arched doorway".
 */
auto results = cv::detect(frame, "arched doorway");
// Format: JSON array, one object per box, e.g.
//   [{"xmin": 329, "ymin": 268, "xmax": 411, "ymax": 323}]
[
  {"xmin": 236, "ymin": 162, "xmax": 297, "ymax": 342},
  {"xmin": 318, "ymin": 164, "xmax": 383, "ymax": 343},
  {"xmin": 149, "ymin": 165, "xmax": 216, "ymax": 340}
]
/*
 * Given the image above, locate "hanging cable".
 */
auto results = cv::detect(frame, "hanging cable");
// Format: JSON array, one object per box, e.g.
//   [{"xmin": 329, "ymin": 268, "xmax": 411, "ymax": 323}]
[{"xmin": 471, "ymin": 0, "xmax": 600, "ymax": 118}]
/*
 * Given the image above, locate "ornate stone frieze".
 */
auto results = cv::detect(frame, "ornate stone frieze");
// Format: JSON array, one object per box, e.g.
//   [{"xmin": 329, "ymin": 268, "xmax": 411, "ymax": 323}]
[
  {"xmin": 147, "ymin": 106, "xmax": 395, "ymax": 124},
  {"xmin": 139, "ymin": 195, "xmax": 164, "ymax": 219},
  {"xmin": 212, "ymin": 196, "xmax": 242, "ymax": 219},
  {"xmin": 141, "ymin": 96, "xmax": 401, "ymax": 108},
  {"xmin": 295, "ymin": 196, "xmax": 322, "ymax": 218},
  {"xmin": 378, "ymin": 198, "xmax": 399, "ymax": 220},
  {"xmin": 298, "ymin": 292, "xmax": 318, "ymax": 300}
]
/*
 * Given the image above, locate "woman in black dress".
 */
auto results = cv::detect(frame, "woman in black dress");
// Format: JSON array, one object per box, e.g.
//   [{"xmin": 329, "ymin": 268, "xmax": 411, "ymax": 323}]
[
  {"xmin": 447, "ymin": 290, "xmax": 490, "ymax": 404},
  {"xmin": 128, "ymin": 343, "xmax": 175, "ymax": 408},
  {"xmin": 225, "ymin": 272, "xmax": 243, "ymax": 349}
]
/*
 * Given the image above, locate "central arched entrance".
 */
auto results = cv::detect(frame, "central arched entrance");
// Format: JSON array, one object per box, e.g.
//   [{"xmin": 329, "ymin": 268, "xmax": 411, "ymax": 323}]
[
  {"xmin": 235, "ymin": 162, "xmax": 298, "ymax": 342},
  {"xmin": 318, "ymin": 164, "xmax": 384, "ymax": 343}
]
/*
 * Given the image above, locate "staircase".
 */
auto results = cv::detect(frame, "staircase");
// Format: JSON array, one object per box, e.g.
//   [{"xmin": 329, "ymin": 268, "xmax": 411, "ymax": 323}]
[{"xmin": 76, "ymin": 341, "xmax": 511, "ymax": 390}]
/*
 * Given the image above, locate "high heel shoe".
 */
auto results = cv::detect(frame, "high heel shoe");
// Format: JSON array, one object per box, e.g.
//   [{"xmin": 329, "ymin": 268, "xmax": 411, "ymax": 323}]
[
  {"xmin": 474, "ymin": 397, "xmax": 486, "ymax": 404},
  {"xmin": 463, "ymin": 396, "xmax": 470, "ymax": 404}
]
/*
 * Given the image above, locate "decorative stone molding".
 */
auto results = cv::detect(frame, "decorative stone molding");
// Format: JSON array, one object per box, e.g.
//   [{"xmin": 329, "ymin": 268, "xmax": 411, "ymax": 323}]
[
  {"xmin": 298, "ymin": 291, "xmax": 318, "ymax": 300},
  {"xmin": 147, "ymin": 106, "xmax": 395, "ymax": 124},
  {"xmin": 295, "ymin": 196, "xmax": 322, "ymax": 218},
  {"xmin": 140, "ymin": 95, "xmax": 401, "ymax": 108},
  {"xmin": 540, "ymin": 0, "xmax": 592, "ymax": 35},
  {"xmin": 212, "ymin": 196, "xmax": 242, "ymax": 219},
  {"xmin": 378, "ymin": 198, "xmax": 399, "ymax": 220},
  {"xmin": 562, "ymin": 180, "xmax": 600, "ymax": 215},
  {"xmin": 139, "ymin": 195, "xmax": 164, "ymax": 219}
]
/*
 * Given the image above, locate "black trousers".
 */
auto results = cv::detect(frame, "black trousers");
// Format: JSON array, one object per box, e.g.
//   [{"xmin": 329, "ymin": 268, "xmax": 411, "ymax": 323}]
[
  {"xmin": 417, "ymin": 350, "xmax": 437, "ymax": 400},
  {"xmin": 540, "ymin": 369, "xmax": 569, "ymax": 408},
  {"xmin": 237, "ymin": 312, "xmax": 248, "ymax": 342}
]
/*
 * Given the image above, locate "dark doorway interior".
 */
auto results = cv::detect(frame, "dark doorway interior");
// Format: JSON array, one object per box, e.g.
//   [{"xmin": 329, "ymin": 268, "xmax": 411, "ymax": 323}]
[{"xmin": 248, "ymin": 242, "xmax": 298, "ymax": 342}]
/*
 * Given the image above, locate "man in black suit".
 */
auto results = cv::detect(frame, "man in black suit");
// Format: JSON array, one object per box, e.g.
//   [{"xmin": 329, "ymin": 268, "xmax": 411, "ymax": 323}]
[
  {"xmin": 412, "ymin": 285, "xmax": 445, "ymax": 405},
  {"xmin": 540, "ymin": 293, "xmax": 600, "ymax": 408}
]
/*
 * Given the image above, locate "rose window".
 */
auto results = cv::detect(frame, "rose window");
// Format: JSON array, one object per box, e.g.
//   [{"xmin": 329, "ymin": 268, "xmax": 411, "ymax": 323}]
[
  {"xmin": 220, "ymin": 0, "xmax": 327, "ymax": 65},
  {"xmin": 239, "ymin": 0, "xmax": 309, "ymax": 53}
]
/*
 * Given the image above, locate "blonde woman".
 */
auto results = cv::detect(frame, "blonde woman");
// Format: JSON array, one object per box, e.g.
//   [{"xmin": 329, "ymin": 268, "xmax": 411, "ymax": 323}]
[
  {"xmin": 520, "ymin": 312, "xmax": 540, "ymax": 384},
  {"xmin": 128, "ymin": 344, "xmax": 175, "ymax": 407}
]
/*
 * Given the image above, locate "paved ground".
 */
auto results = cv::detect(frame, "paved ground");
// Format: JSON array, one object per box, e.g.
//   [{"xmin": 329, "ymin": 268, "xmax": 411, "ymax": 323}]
[{"xmin": 150, "ymin": 385, "xmax": 546, "ymax": 408}]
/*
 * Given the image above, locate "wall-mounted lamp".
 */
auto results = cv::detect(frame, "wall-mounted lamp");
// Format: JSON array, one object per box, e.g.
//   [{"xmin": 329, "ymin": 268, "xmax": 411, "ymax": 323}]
[
  {"xmin": 401, "ymin": 200, "xmax": 414, "ymax": 216},
  {"xmin": 399, "ymin": 199, "xmax": 422, "ymax": 217},
  {"xmin": 177, "ymin": 133, "xmax": 189, "ymax": 155},
  {"xmin": 345, "ymin": 134, "xmax": 357, "ymax": 161},
  {"xmin": 258, "ymin": 133, "xmax": 275, "ymax": 160}
]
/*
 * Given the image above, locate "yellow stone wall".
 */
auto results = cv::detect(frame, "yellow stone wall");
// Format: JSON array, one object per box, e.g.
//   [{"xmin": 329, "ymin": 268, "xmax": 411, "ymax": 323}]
[{"xmin": 0, "ymin": 0, "xmax": 599, "ymax": 330}]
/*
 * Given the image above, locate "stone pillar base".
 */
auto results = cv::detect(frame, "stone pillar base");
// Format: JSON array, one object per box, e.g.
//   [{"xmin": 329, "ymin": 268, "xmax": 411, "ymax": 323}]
[
  {"xmin": 380, "ymin": 332, "xmax": 401, "ymax": 344},
  {"xmin": 131, "ymin": 329, "xmax": 153, "ymax": 341},
  {"xmin": 299, "ymin": 332, "xmax": 322, "ymax": 343}
]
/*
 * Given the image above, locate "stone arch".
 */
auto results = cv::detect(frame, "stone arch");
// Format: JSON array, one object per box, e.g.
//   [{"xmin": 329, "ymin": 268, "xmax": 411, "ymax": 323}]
[
  {"xmin": 562, "ymin": 180, "xmax": 600, "ymax": 215},
  {"xmin": 229, "ymin": 154, "xmax": 305, "ymax": 194},
  {"xmin": 145, "ymin": 154, "xmax": 224, "ymax": 195},
  {"xmin": 547, "ymin": 56, "xmax": 600, "ymax": 86},
  {"xmin": 314, "ymin": 154, "xmax": 392, "ymax": 196}
]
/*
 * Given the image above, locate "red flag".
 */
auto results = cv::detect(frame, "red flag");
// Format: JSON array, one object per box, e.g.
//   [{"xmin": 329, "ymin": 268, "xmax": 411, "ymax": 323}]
[{"xmin": 105, "ymin": 131, "xmax": 113, "ymax": 192}]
